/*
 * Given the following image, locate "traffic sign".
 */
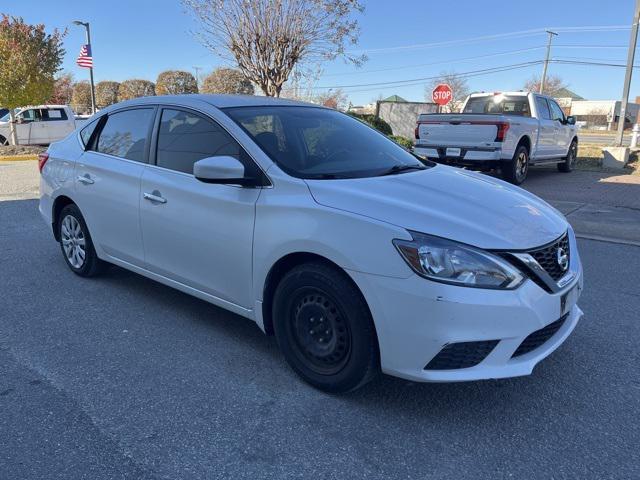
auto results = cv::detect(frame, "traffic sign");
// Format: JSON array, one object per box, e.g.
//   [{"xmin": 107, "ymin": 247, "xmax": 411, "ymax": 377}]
[{"xmin": 432, "ymin": 84, "xmax": 453, "ymax": 106}]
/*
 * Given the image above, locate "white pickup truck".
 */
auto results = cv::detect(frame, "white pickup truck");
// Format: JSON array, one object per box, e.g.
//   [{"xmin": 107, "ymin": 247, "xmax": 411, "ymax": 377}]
[
  {"xmin": 0, "ymin": 105, "xmax": 88, "ymax": 146},
  {"xmin": 414, "ymin": 92, "xmax": 579, "ymax": 184}
]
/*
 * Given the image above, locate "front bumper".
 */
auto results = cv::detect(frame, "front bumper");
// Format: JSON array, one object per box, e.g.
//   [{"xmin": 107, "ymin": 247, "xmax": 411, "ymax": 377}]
[{"xmin": 348, "ymin": 238, "xmax": 584, "ymax": 383}]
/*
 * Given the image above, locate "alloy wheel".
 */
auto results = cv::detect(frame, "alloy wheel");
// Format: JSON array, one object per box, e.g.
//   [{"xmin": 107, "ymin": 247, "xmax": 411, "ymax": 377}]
[
  {"xmin": 516, "ymin": 151, "xmax": 528, "ymax": 182},
  {"xmin": 61, "ymin": 215, "xmax": 86, "ymax": 269}
]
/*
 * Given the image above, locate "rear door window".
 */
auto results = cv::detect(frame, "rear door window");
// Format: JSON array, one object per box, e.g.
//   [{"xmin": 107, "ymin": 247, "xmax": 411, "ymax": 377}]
[
  {"xmin": 549, "ymin": 100, "xmax": 565, "ymax": 122},
  {"xmin": 94, "ymin": 108, "xmax": 154, "ymax": 162},
  {"xmin": 535, "ymin": 97, "xmax": 552, "ymax": 120},
  {"xmin": 43, "ymin": 108, "xmax": 68, "ymax": 121}
]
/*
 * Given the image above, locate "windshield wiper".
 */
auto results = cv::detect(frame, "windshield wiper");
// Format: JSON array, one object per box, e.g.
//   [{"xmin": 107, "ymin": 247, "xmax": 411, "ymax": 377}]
[
  {"xmin": 305, "ymin": 173, "xmax": 352, "ymax": 180},
  {"xmin": 379, "ymin": 164, "xmax": 426, "ymax": 176}
]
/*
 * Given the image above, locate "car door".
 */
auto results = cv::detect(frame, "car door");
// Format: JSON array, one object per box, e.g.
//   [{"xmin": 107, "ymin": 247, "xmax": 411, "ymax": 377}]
[
  {"xmin": 533, "ymin": 96, "xmax": 555, "ymax": 158},
  {"xmin": 548, "ymin": 99, "xmax": 571, "ymax": 156},
  {"xmin": 15, "ymin": 109, "xmax": 46, "ymax": 144},
  {"xmin": 140, "ymin": 106, "xmax": 262, "ymax": 308},
  {"xmin": 75, "ymin": 107, "xmax": 156, "ymax": 266},
  {"xmin": 42, "ymin": 108, "xmax": 73, "ymax": 143}
]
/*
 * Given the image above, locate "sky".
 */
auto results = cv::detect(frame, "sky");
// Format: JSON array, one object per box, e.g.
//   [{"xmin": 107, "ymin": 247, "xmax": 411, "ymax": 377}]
[{"xmin": 4, "ymin": 0, "xmax": 640, "ymax": 106}]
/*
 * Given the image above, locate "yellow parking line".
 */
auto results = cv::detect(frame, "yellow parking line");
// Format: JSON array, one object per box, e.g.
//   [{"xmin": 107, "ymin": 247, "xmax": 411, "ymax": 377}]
[{"xmin": 0, "ymin": 155, "xmax": 38, "ymax": 162}]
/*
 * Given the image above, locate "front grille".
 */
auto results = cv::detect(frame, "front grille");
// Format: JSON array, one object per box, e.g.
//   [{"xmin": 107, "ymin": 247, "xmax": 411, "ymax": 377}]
[
  {"xmin": 424, "ymin": 340, "xmax": 499, "ymax": 370},
  {"xmin": 511, "ymin": 314, "xmax": 568, "ymax": 358},
  {"xmin": 528, "ymin": 233, "xmax": 570, "ymax": 282}
]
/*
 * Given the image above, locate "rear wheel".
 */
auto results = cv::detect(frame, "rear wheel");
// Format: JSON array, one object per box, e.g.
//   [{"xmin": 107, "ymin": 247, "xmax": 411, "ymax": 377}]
[
  {"xmin": 558, "ymin": 139, "xmax": 578, "ymax": 172},
  {"xmin": 501, "ymin": 145, "xmax": 529, "ymax": 185},
  {"xmin": 0, "ymin": 135, "xmax": 8, "ymax": 146},
  {"xmin": 272, "ymin": 262, "xmax": 379, "ymax": 393},
  {"xmin": 58, "ymin": 204, "xmax": 106, "ymax": 277}
]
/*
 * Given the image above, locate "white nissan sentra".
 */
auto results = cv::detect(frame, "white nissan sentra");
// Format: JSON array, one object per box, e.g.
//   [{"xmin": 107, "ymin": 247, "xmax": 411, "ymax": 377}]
[{"xmin": 39, "ymin": 95, "xmax": 583, "ymax": 392}]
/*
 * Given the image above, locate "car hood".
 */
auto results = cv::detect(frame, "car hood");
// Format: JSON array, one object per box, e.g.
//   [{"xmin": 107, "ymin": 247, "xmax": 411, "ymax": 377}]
[{"xmin": 305, "ymin": 165, "xmax": 567, "ymax": 250}]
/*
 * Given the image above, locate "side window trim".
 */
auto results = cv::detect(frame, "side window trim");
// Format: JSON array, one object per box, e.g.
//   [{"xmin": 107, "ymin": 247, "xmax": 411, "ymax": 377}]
[
  {"xmin": 91, "ymin": 106, "xmax": 158, "ymax": 164},
  {"xmin": 150, "ymin": 105, "xmax": 267, "ymax": 185}
]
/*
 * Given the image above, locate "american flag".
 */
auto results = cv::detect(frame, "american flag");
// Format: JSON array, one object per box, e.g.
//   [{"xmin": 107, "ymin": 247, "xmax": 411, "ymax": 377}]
[{"xmin": 76, "ymin": 44, "xmax": 93, "ymax": 68}]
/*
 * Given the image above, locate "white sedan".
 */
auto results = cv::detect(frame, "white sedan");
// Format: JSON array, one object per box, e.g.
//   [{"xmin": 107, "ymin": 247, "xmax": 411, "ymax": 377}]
[{"xmin": 39, "ymin": 95, "xmax": 583, "ymax": 392}]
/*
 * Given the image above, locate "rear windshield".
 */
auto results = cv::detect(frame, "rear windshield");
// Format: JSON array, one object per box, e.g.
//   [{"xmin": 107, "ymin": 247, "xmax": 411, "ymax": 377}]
[{"xmin": 463, "ymin": 95, "xmax": 531, "ymax": 117}]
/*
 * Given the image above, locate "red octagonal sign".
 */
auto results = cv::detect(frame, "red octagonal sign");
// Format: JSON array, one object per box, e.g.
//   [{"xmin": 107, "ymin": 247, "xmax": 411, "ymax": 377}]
[{"xmin": 432, "ymin": 84, "xmax": 453, "ymax": 106}]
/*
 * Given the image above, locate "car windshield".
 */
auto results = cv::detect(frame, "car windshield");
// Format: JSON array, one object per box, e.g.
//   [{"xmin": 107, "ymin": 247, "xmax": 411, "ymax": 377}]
[
  {"xmin": 463, "ymin": 95, "xmax": 531, "ymax": 117},
  {"xmin": 224, "ymin": 106, "xmax": 432, "ymax": 179}
]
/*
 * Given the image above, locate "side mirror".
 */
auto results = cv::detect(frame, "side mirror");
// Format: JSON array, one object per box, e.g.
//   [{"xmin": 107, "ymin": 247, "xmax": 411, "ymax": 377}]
[
  {"xmin": 194, "ymin": 155, "xmax": 254, "ymax": 186},
  {"xmin": 566, "ymin": 116, "xmax": 576, "ymax": 125}
]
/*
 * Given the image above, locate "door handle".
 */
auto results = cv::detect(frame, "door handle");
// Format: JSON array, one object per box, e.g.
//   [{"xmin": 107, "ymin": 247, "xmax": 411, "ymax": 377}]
[
  {"xmin": 76, "ymin": 174, "xmax": 94, "ymax": 185},
  {"xmin": 143, "ymin": 191, "xmax": 167, "ymax": 204}
]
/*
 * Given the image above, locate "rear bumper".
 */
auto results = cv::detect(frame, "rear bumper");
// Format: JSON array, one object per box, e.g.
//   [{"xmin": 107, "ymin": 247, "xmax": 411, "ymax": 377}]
[{"xmin": 414, "ymin": 145, "xmax": 506, "ymax": 167}]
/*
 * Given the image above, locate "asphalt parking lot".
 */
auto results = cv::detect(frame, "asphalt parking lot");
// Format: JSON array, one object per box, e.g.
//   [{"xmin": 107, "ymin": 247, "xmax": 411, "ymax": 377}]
[{"xmin": 1, "ymin": 164, "xmax": 639, "ymax": 479}]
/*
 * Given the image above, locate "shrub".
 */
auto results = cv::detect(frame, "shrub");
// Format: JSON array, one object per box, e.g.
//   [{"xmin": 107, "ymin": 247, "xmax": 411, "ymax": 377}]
[
  {"xmin": 346, "ymin": 112, "xmax": 393, "ymax": 136},
  {"xmin": 388, "ymin": 135, "xmax": 413, "ymax": 149}
]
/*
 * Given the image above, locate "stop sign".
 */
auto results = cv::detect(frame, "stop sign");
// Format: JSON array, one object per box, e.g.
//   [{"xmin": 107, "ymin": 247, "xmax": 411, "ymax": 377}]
[{"xmin": 432, "ymin": 84, "xmax": 453, "ymax": 106}]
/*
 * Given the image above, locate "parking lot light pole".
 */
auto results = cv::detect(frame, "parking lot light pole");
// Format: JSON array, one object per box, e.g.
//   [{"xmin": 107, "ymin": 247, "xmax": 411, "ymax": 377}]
[
  {"xmin": 615, "ymin": 0, "xmax": 640, "ymax": 147},
  {"xmin": 73, "ymin": 20, "xmax": 96, "ymax": 114},
  {"xmin": 539, "ymin": 30, "xmax": 558, "ymax": 94}
]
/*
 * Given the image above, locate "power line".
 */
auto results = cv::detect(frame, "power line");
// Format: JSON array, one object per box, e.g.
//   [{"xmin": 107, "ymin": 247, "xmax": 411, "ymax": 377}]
[
  {"xmin": 350, "ymin": 25, "xmax": 630, "ymax": 55},
  {"xmin": 305, "ymin": 61, "xmax": 544, "ymax": 92},
  {"xmin": 323, "ymin": 46, "xmax": 546, "ymax": 77},
  {"xmin": 552, "ymin": 59, "xmax": 640, "ymax": 68}
]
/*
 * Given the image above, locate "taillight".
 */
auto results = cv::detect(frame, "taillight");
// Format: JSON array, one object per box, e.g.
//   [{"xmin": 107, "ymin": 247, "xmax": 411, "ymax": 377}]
[
  {"xmin": 495, "ymin": 122, "xmax": 510, "ymax": 142},
  {"xmin": 38, "ymin": 152, "xmax": 49, "ymax": 173},
  {"xmin": 414, "ymin": 124, "xmax": 420, "ymax": 140}
]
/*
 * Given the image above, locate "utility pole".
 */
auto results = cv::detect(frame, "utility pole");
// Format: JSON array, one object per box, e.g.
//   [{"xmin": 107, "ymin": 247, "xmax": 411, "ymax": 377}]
[
  {"xmin": 539, "ymin": 30, "xmax": 558, "ymax": 94},
  {"xmin": 615, "ymin": 0, "xmax": 640, "ymax": 146},
  {"xmin": 192, "ymin": 66, "xmax": 203, "ymax": 89}
]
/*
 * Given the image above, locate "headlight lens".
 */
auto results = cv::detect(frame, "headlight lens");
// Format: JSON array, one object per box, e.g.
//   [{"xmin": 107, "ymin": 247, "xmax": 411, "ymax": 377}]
[{"xmin": 393, "ymin": 231, "xmax": 524, "ymax": 289}]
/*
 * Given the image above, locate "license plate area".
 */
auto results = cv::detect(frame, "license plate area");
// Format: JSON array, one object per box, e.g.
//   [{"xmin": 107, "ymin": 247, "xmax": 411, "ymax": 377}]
[
  {"xmin": 560, "ymin": 284, "xmax": 578, "ymax": 316},
  {"xmin": 446, "ymin": 147, "xmax": 461, "ymax": 157}
]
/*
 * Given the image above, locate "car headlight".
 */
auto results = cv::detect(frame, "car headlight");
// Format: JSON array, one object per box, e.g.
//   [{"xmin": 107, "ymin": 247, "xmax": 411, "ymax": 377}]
[{"xmin": 393, "ymin": 231, "xmax": 524, "ymax": 289}]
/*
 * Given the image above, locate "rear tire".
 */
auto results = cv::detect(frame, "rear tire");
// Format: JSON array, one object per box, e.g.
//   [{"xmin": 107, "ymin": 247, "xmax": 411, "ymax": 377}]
[
  {"xmin": 272, "ymin": 262, "xmax": 379, "ymax": 393},
  {"xmin": 558, "ymin": 139, "xmax": 578, "ymax": 172},
  {"xmin": 501, "ymin": 145, "xmax": 529, "ymax": 185},
  {"xmin": 58, "ymin": 204, "xmax": 106, "ymax": 277},
  {"xmin": 0, "ymin": 135, "xmax": 8, "ymax": 146}
]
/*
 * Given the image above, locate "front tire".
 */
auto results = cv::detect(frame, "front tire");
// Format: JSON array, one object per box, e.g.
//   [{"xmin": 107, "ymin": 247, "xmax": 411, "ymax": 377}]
[
  {"xmin": 558, "ymin": 139, "xmax": 578, "ymax": 172},
  {"xmin": 58, "ymin": 204, "xmax": 106, "ymax": 277},
  {"xmin": 501, "ymin": 145, "xmax": 529, "ymax": 185},
  {"xmin": 272, "ymin": 262, "xmax": 379, "ymax": 393}
]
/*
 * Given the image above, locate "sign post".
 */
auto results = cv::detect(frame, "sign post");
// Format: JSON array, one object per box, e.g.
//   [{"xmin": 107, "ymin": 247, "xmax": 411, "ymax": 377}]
[{"xmin": 432, "ymin": 84, "xmax": 453, "ymax": 112}]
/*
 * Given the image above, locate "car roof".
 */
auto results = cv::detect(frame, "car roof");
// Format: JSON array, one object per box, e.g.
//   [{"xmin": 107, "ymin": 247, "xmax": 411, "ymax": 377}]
[
  {"xmin": 108, "ymin": 94, "xmax": 321, "ymax": 111},
  {"xmin": 467, "ymin": 91, "xmax": 530, "ymax": 98}
]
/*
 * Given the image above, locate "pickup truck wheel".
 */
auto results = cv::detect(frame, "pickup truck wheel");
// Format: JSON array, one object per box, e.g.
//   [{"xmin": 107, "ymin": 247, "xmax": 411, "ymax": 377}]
[
  {"xmin": 0, "ymin": 135, "xmax": 8, "ymax": 146},
  {"xmin": 558, "ymin": 139, "xmax": 578, "ymax": 172},
  {"xmin": 502, "ymin": 145, "xmax": 529, "ymax": 185}
]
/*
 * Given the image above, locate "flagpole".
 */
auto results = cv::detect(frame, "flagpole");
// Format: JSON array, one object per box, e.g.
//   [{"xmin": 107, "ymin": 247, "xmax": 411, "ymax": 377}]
[{"xmin": 73, "ymin": 20, "xmax": 96, "ymax": 114}]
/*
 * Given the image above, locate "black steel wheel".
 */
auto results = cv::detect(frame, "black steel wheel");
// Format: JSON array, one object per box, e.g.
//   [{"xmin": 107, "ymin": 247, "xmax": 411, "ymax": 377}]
[{"xmin": 273, "ymin": 262, "xmax": 379, "ymax": 393}]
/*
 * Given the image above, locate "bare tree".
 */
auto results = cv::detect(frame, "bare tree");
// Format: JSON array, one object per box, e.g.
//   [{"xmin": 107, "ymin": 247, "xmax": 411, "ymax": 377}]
[
  {"xmin": 201, "ymin": 68, "xmax": 254, "ymax": 94},
  {"xmin": 183, "ymin": 0, "xmax": 366, "ymax": 97},
  {"xmin": 425, "ymin": 72, "xmax": 469, "ymax": 113},
  {"xmin": 315, "ymin": 88, "xmax": 348, "ymax": 110},
  {"xmin": 523, "ymin": 74, "xmax": 568, "ymax": 97}
]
